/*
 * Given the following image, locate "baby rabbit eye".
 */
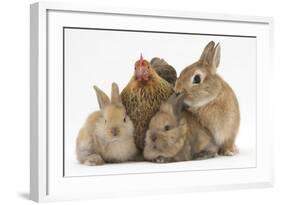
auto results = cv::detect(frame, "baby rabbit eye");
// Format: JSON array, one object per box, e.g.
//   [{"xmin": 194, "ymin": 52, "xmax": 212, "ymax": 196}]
[
  {"xmin": 193, "ymin": 74, "xmax": 201, "ymax": 84},
  {"xmin": 123, "ymin": 117, "xmax": 126, "ymax": 123},
  {"xmin": 104, "ymin": 120, "xmax": 107, "ymax": 124},
  {"xmin": 164, "ymin": 125, "xmax": 170, "ymax": 131}
]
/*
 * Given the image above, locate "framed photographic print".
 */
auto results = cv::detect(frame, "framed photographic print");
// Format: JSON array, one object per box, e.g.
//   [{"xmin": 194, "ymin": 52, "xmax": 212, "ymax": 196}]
[{"xmin": 30, "ymin": 2, "xmax": 274, "ymax": 202}]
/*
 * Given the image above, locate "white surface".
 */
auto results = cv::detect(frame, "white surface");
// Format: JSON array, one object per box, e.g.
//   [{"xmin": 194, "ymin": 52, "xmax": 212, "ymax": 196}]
[
  {"xmin": 0, "ymin": 0, "xmax": 280, "ymax": 205},
  {"xmin": 67, "ymin": 147, "xmax": 255, "ymax": 177},
  {"xmin": 64, "ymin": 28, "xmax": 256, "ymax": 177}
]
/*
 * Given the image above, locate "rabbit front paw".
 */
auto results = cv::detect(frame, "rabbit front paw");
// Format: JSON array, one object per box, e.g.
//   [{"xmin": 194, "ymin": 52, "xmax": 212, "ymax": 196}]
[
  {"xmin": 221, "ymin": 150, "xmax": 235, "ymax": 156},
  {"xmin": 84, "ymin": 154, "xmax": 105, "ymax": 166},
  {"xmin": 219, "ymin": 146, "xmax": 239, "ymax": 156},
  {"xmin": 153, "ymin": 157, "xmax": 169, "ymax": 163}
]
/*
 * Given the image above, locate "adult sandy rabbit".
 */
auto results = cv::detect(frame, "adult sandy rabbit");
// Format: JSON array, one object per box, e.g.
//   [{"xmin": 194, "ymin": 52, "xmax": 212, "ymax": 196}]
[{"xmin": 175, "ymin": 41, "xmax": 240, "ymax": 156}]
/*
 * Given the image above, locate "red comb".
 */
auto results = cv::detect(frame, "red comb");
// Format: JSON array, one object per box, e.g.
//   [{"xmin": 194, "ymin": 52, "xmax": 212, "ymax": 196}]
[{"xmin": 140, "ymin": 53, "xmax": 144, "ymax": 65}]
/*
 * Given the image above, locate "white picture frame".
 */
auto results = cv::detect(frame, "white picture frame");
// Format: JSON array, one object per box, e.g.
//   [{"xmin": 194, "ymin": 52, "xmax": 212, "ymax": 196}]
[{"xmin": 30, "ymin": 2, "xmax": 274, "ymax": 202}]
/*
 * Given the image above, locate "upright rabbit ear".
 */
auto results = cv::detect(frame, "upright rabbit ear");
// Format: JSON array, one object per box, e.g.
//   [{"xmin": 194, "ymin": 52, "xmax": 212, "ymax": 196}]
[
  {"xmin": 200, "ymin": 41, "xmax": 221, "ymax": 74},
  {"xmin": 173, "ymin": 94, "xmax": 185, "ymax": 119},
  {"xmin": 111, "ymin": 82, "xmax": 122, "ymax": 105},
  {"xmin": 167, "ymin": 93, "xmax": 177, "ymax": 104},
  {"xmin": 200, "ymin": 41, "xmax": 215, "ymax": 63},
  {"xmin": 212, "ymin": 43, "xmax": 221, "ymax": 69},
  {"xmin": 168, "ymin": 93, "xmax": 184, "ymax": 119},
  {"xmin": 93, "ymin": 85, "xmax": 110, "ymax": 109},
  {"xmin": 160, "ymin": 93, "xmax": 177, "ymax": 115}
]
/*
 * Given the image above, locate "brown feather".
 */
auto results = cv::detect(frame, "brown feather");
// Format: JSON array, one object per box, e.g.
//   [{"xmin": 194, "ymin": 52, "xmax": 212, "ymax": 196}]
[{"xmin": 150, "ymin": 57, "xmax": 177, "ymax": 85}]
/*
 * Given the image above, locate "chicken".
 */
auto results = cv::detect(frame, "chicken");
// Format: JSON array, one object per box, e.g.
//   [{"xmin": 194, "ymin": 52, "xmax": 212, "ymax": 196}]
[
  {"xmin": 121, "ymin": 54, "xmax": 174, "ymax": 152},
  {"xmin": 150, "ymin": 57, "xmax": 177, "ymax": 85}
]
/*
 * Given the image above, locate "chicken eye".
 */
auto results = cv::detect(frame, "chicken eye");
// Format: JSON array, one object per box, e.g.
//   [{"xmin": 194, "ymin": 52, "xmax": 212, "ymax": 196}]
[
  {"xmin": 193, "ymin": 74, "xmax": 201, "ymax": 84},
  {"xmin": 164, "ymin": 125, "xmax": 170, "ymax": 131}
]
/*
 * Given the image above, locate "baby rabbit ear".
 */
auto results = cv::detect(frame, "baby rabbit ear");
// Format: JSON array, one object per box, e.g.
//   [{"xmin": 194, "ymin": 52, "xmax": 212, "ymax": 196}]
[
  {"xmin": 169, "ymin": 93, "xmax": 185, "ymax": 119},
  {"xmin": 111, "ymin": 82, "xmax": 122, "ymax": 105},
  {"xmin": 167, "ymin": 93, "xmax": 177, "ymax": 104},
  {"xmin": 93, "ymin": 85, "xmax": 110, "ymax": 109},
  {"xmin": 173, "ymin": 95, "xmax": 185, "ymax": 119},
  {"xmin": 161, "ymin": 93, "xmax": 178, "ymax": 115}
]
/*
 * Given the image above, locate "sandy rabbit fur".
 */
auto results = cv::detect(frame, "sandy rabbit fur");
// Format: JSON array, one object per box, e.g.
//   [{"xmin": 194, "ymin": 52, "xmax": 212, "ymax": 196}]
[
  {"xmin": 174, "ymin": 41, "xmax": 240, "ymax": 156},
  {"xmin": 76, "ymin": 83, "xmax": 137, "ymax": 165},
  {"xmin": 143, "ymin": 94, "xmax": 218, "ymax": 163}
]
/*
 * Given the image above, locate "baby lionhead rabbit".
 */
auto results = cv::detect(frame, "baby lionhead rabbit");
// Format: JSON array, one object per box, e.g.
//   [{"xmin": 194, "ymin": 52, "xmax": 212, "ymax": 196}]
[
  {"xmin": 175, "ymin": 41, "xmax": 240, "ymax": 156},
  {"xmin": 76, "ymin": 83, "xmax": 137, "ymax": 165},
  {"xmin": 143, "ymin": 93, "xmax": 218, "ymax": 163}
]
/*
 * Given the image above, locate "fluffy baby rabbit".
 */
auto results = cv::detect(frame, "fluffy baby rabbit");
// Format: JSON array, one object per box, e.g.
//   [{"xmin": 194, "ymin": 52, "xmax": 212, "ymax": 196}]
[
  {"xmin": 143, "ymin": 93, "xmax": 218, "ymax": 163},
  {"xmin": 175, "ymin": 41, "xmax": 240, "ymax": 156},
  {"xmin": 76, "ymin": 83, "xmax": 137, "ymax": 165}
]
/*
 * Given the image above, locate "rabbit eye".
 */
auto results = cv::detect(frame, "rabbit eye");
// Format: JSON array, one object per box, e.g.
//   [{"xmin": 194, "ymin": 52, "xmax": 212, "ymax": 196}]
[
  {"xmin": 123, "ymin": 117, "xmax": 126, "ymax": 123},
  {"xmin": 164, "ymin": 125, "xmax": 170, "ymax": 131},
  {"xmin": 193, "ymin": 74, "xmax": 201, "ymax": 84}
]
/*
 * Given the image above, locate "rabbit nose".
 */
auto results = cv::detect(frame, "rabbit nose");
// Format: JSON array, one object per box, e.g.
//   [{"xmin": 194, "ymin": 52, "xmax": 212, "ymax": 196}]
[
  {"xmin": 111, "ymin": 127, "xmax": 119, "ymax": 136},
  {"xmin": 150, "ymin": 133, "xmax": 157, "ymax": 142}
]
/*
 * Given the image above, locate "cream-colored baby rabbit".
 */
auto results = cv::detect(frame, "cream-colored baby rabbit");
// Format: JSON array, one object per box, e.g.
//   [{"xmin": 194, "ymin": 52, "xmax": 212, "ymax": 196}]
[
  {"xmin": 143, "ymin": 94, "xmax": 218, "ymax": 163},
  {"xmin": 175, "ymin": 41, "xmax": 240, "ymax": 156},
  {"xmin": 76, "ymin": 83, "xmax": 137, "ymax": 165}
]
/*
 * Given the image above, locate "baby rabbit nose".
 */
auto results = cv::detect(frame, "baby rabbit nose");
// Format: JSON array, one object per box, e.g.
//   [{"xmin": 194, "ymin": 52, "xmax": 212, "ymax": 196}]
[
  {"xmin": 111, "ymin": 127, "xmax": 119, "ymax": 136},
  {"xmin": 150, "ymin": 133, "xmax": 157, "ymax": 142}
]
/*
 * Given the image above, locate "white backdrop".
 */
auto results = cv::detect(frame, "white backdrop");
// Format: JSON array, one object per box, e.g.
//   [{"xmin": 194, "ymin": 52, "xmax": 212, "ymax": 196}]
[
  {"xmin": 64, "ymin": 28, "xmax": 256, "ymax": 176},
  {"xmin": 0, "ymin": 0, "xmax": 281, "ymax": 205}
]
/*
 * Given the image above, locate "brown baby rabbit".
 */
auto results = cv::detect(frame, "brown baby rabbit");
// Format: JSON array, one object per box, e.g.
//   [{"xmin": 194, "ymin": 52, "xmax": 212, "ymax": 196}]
[
  {"xmin": 76, "ymin": 83, "xmax": 137, "ymax": 165},
  {"xmin": 143, "ymin": 93, "xmax": 218, "ymax": 163},
  {"xmin": 175, "ymin": 41, "xmax": 240, "ymax": 156}
]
